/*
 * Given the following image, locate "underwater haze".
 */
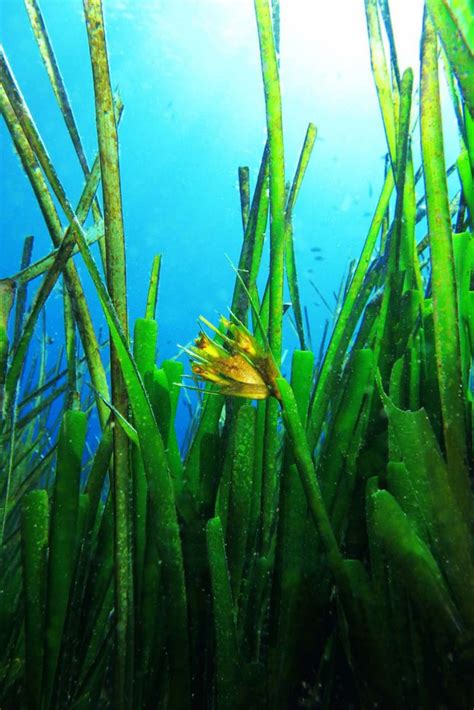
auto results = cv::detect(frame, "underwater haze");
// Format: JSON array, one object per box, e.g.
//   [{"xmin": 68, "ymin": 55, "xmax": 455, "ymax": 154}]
[
  {"xmin": 0, "ymin": 0, "xmax": 473, "ymax": 708},
  {"xmin": 3, "ymin": 0, "xmax": 452, "ymax": 362}
]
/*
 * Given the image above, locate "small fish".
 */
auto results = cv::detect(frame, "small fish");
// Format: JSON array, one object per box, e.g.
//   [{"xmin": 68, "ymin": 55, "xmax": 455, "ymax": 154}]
[
  {"xmin": 313, "ymin": 256, "xmax": 324, "ymax": 261},
  {"xmin": 339, "ymin": 195, "xmax": 353, "ymax": 212},
  {"xmin": 310, "ymin": 247, "xmax": 322, "ymax": 252}
]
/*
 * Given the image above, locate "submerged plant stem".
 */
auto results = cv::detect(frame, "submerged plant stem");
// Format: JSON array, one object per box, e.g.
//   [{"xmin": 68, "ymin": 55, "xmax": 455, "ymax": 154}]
[
  {"xmin": 420, "ymin": 9, "xmax": 470, "ymax": 521},
  {"xmin": 254, "ymin": 0, "xmax": 286, "ymax": 557},
  {"xmin": 0, "ymin": 78, "xmax": 110, "ymax": 427},
  {"xmin": 83, "ymin": 0, "xmax": 130, "ymax": 705},
  {"xmin": 254, "ymin": 0, "xmax": 285, "ymax": 362},
  {"xmin": 24, "ymin": 0, "xmax": 103, "ymax": 228}
]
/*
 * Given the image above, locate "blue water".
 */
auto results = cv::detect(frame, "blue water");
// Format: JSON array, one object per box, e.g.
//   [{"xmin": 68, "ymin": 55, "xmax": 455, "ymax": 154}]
[{"xmin": 0, "ymin": 0, "xmax": 459, "ymax": 439}]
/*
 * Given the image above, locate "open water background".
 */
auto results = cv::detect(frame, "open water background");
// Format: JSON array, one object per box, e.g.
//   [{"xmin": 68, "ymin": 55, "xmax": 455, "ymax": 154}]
[{"xmin": 0, "ymin": 0, "xmax": 458, "ymax": 440}]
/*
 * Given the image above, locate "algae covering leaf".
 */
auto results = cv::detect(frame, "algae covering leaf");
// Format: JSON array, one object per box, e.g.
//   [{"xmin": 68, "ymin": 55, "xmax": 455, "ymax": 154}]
[
  {"xmin": 378, "ymin": 379, "xmax": 474, "ymax": 629},
  {"xmin": 21, "ymin": 489, "xmax": 49, "ymax": 708},
  {"xmin": 420, "ymin": 9, "xmax": 471, "ymax": 499},
  {"xmin": 426, "ymin": 0, "xmax": 474, "ymax": 117},
  {"xmin": 71, "ymin": 228, "xmax": 191, "ymax": 705},
  {"xmin": 43, "ymin": 410, "xmax": 87, "ymax": 707},
  {"xmin": 206, "ymin": 516, "xmax": 240, "ymax": 707},
  {"xmin": 369, "ymin": 488, "xmax": 461, "ymax": 637}
]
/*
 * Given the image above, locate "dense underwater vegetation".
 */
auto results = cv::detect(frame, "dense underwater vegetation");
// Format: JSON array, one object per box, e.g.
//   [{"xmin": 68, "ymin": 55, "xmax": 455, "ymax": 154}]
[{"xmin": 0, "ymin": 0, "xmax": 473, "ymax": 707}]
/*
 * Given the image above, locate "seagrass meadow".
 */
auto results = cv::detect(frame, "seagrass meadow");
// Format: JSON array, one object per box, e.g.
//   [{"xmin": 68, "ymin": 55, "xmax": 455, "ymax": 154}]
[{"xmin": 0, "ymin": 0, "xmax": 473, "ymax": 707}]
